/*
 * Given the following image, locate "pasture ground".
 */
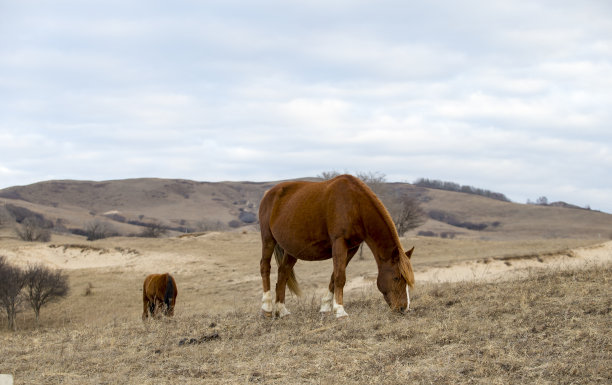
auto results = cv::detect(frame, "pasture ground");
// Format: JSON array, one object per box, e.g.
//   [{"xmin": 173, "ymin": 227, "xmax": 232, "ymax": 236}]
[{"xmin": 0, "ymin": 231, "xmax": 611, "ymax": 384}]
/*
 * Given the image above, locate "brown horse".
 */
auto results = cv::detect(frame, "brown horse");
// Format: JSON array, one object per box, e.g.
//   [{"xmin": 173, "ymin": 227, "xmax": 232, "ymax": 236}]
[
  {"xmin": 259, "ymin": 174, "xmax": 415, "ymax": 318},
  {"xmin": 142, "ymin": 273, "xmax": 178, "ymax": 320}
]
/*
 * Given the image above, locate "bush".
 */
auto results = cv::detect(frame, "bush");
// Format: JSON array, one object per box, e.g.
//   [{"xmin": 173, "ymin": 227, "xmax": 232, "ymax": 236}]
[
  {"xmin": 228, "ymin": 220, "xmax": 242, "ymax": 228},
  {"xmin": 84, "ymin": 220, "xmax": 117, "ymax": 241},
  {"xmin": 195, "ymin": 219, "xmax": 228, "ymax": 232},
  {"xmin": 23, "ymin": 264, "xmax": 69, "ymax": 324},
  {"xmin": 0, "ymin": 257, "xmax": 26, "ymax": 330},
  {"xmin": 16, "ymin": 217, "xmax": 51, "ymax": 242},
  {"xmin": 418, "ymin": 231, "xmax": 437, "ymax": 237},
  {"xmin": 138, "ymin": 221, "xmax": 168, "ymax": 238},
  {"xmin": 238, "ymin": 211, "xmax": 257, "ymax": 224}
]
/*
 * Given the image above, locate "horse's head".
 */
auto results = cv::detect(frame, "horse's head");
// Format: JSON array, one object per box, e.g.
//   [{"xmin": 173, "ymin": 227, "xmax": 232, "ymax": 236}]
[{"xmin": 377, "ymin": 247, "xmax": 414, "ymax": 313}]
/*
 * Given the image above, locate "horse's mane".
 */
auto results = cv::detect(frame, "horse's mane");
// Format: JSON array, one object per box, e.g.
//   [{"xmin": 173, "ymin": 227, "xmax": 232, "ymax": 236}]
[{"xmin": 345, "ymin": 176, "xmax": 415, "ymax": 287}]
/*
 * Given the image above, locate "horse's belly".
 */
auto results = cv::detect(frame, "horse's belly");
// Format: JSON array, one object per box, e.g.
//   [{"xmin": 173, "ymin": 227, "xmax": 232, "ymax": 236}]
[{"xmin": 283, "ymin": 241, "xmax": 331, "ymax": 262}]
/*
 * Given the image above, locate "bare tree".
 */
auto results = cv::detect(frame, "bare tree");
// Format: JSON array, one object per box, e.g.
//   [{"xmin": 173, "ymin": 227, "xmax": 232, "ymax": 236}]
[
  {"xmin": 536, "ymin": 196, "xmax": 549, "ymax": 205},
  {"xmin": 195, "ymin": 219, "xmax": 227, "ymax": 232},
  {"xmin": 317, "ymin": 170, "xmax": 341, "ymax": 180},
  {"xmin": 85, "ymin": 220, "xmax": 116, "ymax": 241},
  {"xmin": 15, "ymin": 217, "xmax": 51, "ymax": 242},
  {"xmin": 390, "ymin": 195, "xmax": 426, "ymax": 236},
  {"xmin": 23, "ymin": 264, "xmax": 69, "ymax": 325},
  {"xmin": 138, "ymin": 221, "xmax": 168, "ymax": 238},
  {"xmin": 356, "ymin": 171, "xmax": 388, "ymax": 197},
  {"xmin": 0, "ymin": 257, "xmax": 26, "ymax": 330}
]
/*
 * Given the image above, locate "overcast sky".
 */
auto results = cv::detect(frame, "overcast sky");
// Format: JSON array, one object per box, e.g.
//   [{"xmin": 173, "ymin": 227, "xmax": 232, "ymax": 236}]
[{"xmin": 1, "ymin": 0, "xmax": 611, "ymax": 212}]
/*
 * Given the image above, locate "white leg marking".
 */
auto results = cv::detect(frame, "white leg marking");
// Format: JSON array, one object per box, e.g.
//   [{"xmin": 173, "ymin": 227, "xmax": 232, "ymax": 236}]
[
  {"xmin": 333, "ymin": 298, "xmax": 348, "ymax": 318},
  {"xmin": 261, "ymin": 291, "xmax": 273, "ymax": 313},
  {"xmin": 320, "ymin": 290, "xmax": 333, "ymax": 313},
  {"xmin": 406, "ymin": 287, "xmax": 411, "ymax": 311},
  {"xmin": 275, "ymin": 302, "xmax": 290, "ymax": 318}
]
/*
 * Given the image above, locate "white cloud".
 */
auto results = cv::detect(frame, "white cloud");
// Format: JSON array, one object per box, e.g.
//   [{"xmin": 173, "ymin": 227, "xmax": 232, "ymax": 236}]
[{"xmin": 0, "ymin": 0, "xmax": 611, "ymax": 212}]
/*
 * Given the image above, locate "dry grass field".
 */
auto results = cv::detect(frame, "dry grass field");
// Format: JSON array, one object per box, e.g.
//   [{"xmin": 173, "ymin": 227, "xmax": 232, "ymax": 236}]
[{"xmin": 1, "ymin": 229, "xmax": 611, "ymax": 384}]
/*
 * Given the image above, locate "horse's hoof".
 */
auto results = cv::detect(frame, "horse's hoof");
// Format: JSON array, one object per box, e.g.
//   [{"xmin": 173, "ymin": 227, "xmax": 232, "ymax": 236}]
[{"xmin": 261, "ymin": 310, "xmax": 273, "ymax": 318}]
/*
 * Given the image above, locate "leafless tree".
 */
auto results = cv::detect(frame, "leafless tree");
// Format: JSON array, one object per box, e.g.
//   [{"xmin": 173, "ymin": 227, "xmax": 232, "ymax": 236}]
[
  {"xmin": 139, "ymin": 221, "xmax": 168, "ymax": 238},
  {"xmin": 356, "ymin": 171, "xmax": 388, "ymax": 198},
  {"xmin": 23, "ymin": 264, "xmax": 69, "ymax": 325},
  {"xmin": 15, "ymin": 217, "xmax": 51, "ymax": 242},
  {"xmin": 536, "ymin": 196, "xmax": 549, "ymax": 205},
  {"xmin": 195, "ymin": 219, "xmax": 228, "ymax": 232},
  {"xmin": 390, "ymin": 195, "xmax": 426, "ymax": 236},
  {"xmin": 317, "ymin": 170, "xmax": 341, "ymax": 180},
  {"xmin": 0, "ymin": 256, "xmax": 26, "ymax": 330},
  {"xmin": 85, "ymin": 220, "xmax": 116, "ymax": 241}
]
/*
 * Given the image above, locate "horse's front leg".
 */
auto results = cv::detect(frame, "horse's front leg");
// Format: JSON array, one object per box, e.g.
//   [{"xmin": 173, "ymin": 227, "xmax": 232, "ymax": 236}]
[
  {"xmin": 331, "ymin": 239, "xmax": 349, "ymax": 318},
  {"xmin": 321, "ymin": 245, "xmax": 359, "ymax": 315},
  {"xmin": 142, "ymin": 297, "xmax": 150, "ymax": 320}
]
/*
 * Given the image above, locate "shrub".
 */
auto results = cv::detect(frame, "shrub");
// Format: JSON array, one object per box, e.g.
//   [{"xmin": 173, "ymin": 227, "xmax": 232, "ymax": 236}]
[
  {"xmin": 16, "ymin": 217, "xmax": 51, "ymax": 242},
  {"xmin": 228, "ymin": 220, "xmax": 242, "ymax": 228},
  {"xmin": 138, "ymin": 221, "xmax": 168, "ymax": 238},
  {"xmin": 84, "ymin": 220, "xmax": 117, "ymax": 241},
  {"xmin": 0, "ymin": 257, "xmax": 26, "ymax": 330},
  {"xmin": 238, "ymin": 211, "xmax": 257, "ymax": 224},
  {"xmin": 23, "ymin": 264, "xmax": 69, "ymax": 324},
  {"xmin": 418, "ymin": 231, "xmax": 437, "ymax": 237}
]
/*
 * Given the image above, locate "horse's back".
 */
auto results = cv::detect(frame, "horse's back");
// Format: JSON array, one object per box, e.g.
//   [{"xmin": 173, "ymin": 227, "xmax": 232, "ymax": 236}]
[
  {"xmin": 259, "ymin": 175, "xmax": 369, "ymax": 260},
  {"xmin": 143, "ymin": 273, "xmax": 170, "ymax": 296},
  {"xmin": 261, "ymin": 175, "xmax": 362, "ymax": 221}
]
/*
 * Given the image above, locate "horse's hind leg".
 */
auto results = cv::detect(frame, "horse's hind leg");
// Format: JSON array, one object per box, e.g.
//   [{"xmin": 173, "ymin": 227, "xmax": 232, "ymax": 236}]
[
  {"xmin": 275, "ymin": 253, "xmax": 297, "ymax": 318},
  {"xmin": 260, "ymin": 238, "xmax": 275, "ymax": 317}
]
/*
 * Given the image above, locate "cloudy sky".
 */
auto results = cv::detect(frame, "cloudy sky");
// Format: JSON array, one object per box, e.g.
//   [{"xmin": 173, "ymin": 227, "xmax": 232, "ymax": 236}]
[{"xmin": 1, "ymin": 0, "xmax": 611, "ymax": 212}]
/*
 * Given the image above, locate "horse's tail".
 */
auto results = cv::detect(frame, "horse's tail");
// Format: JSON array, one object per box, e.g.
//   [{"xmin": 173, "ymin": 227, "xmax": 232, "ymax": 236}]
[
  {"xmin": 274, "ymin": 244, "xmax": 301, "ymax": 297},
  {"xmin": 164, "ymin": 274, "xmax": 174, "ymax": 309}
]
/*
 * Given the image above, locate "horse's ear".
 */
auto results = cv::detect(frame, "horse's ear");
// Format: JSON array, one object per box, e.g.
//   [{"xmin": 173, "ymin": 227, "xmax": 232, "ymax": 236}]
[{"xmin": 405, "ymin": 247, "xmax": 414, "ymax": 259}]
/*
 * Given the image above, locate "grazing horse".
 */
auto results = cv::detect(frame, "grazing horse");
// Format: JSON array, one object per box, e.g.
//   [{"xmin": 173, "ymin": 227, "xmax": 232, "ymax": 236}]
[
  {"xmin": 142, "ymin": 273, "xmax": 178, "ymax": 320},
  {"xmin": 259, "ymin": 174, "xmax": 415, "ymax": 318}
]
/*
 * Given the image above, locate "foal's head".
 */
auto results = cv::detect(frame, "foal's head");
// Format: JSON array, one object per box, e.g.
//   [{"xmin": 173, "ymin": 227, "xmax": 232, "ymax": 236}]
[{"xmin": 377, "ymin": 247, "xmax": 414, "ymax": 313}]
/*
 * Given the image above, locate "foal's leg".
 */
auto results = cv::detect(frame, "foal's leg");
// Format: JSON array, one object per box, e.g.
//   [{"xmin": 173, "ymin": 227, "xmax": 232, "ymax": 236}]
[
  {"xmin": 142, "ymin": 296, "xmax": 150, "ymax": 320},
  {"xmin": 321, "ymin": 245, "xmax": 359, "ymax": 316},
  {"xmin": 260, "ymin": 238, "xmax": 276, "ymax": 316},
  {"xmin": 274, "ymin": 253, "xmax": 297, "ymax": 318}
]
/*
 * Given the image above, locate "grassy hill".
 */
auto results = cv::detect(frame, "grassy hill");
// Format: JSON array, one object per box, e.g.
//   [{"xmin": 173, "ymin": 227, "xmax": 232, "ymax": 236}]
[{"xmin": 1, "ymin": 177, "xmax": 611, "ymax": 240}]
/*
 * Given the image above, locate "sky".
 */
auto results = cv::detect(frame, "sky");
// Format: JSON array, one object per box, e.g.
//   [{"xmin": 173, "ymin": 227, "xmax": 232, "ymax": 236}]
[{"xmin": 1, "ymin": 0, "xmax": 611, "ymax": 212}]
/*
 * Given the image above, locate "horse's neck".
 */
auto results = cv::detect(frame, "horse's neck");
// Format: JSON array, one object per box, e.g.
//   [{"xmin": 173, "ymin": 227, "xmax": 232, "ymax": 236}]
[{"xmin": 362, "ymin": 207, "xmax": 400, "ymax": 264}]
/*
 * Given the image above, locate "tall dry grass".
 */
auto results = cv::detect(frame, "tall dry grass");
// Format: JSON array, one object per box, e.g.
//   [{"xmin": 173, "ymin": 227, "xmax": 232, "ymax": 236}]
[{"xmin": 1, "ymin": 264, "xmax": 610, "ymax": 384}]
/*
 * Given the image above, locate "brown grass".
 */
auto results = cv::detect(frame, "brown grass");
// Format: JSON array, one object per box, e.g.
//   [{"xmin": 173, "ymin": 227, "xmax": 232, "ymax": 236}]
[{"xmin": 1, "ymin": 264, "xmax": 610, "ymax": 384}]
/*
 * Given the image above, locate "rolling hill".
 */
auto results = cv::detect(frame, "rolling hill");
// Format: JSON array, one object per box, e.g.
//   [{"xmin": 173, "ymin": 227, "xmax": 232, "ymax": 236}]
[{"xmin": 1, "ymin": 177, "xmax": 611, "ymax": 240}]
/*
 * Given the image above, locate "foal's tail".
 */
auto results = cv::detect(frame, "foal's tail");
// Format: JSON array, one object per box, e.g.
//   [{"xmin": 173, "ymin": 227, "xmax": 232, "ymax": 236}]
[
  {"xmin": 274, "ymin": 244, "xmax": 302, "ymax": 297},
  {"xmin": 164, "ymin": 274, "xmax": 174, "ymax": 309}
]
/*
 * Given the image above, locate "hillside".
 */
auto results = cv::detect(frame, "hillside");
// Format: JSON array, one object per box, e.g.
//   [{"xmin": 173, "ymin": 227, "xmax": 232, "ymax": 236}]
[{"xmin": 1, "ymin": 177, "xmax": 611, "ymax": 240}]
